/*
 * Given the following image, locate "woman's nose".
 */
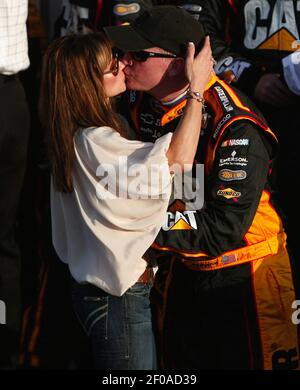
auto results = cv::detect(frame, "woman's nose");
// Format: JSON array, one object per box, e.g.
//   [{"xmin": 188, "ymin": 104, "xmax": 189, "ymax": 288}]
[
  {"xmin": 119, "ymin": 60, "xmax": 125, "ymax": 71},
  {"xmin": 120, "ymin": 52, "xmax": 133, "ymax": 66}
]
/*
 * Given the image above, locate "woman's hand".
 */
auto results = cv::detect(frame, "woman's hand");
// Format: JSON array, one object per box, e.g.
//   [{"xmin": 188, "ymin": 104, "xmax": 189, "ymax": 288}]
[{"xmin": 185, "ymin": 36, "xmax": 214, "ymax": 95}]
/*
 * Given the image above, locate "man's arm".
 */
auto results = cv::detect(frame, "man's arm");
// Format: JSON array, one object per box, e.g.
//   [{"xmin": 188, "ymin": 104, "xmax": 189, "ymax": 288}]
[{"xmin": 154, "ymin": 121, "xmax": 274, "ymax": 257}]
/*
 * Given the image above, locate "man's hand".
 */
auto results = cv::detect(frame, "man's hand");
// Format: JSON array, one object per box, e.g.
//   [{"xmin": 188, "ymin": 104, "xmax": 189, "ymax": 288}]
[{"xmin": 254, "ymin": 73, "xmax": 296, "ymax": 107}]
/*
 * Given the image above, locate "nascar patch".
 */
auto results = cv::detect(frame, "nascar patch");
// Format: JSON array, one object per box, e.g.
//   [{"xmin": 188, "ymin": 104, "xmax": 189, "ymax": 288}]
[
  {"xmin": 221, "ymin": 139, "xmax": 249, "ymax": 147},
  {"xmin": 217, "ymin": 188, "xmax": 241, "ymax": 199},
  {"xmin": 218, "ymin": 169, "xmax": 247, "ymax": 181}
]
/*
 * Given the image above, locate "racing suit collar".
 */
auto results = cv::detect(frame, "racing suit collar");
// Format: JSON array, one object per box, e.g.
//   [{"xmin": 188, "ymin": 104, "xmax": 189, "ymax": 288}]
[{"xmin": 205, "ymin": 73, "xmax": 218, "ymax": 91}]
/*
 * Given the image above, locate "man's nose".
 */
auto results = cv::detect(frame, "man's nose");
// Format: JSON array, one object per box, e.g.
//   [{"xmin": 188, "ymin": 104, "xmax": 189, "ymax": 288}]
[{"xmin": 120, "ymin": 53, "xmax": 133, "ymax": 66}]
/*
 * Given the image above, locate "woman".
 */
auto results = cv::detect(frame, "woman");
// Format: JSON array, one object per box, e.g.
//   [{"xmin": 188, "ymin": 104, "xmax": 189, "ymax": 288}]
[{"xmin": 39, "ymin": 32, "xmax": 212, "ymax": 370}]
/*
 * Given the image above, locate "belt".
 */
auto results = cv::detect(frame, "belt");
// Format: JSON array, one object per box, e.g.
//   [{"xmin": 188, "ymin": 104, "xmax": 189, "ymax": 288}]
[
  {"xmin": 181, "ymin": 232, "xmax": 287, "ymax": 271},
  {"xmin": 137, "ymin": 267, "xmax": 154, "ymax": 283},
  {"xmin": 153, "ymin": 232, "xmax": 287, "ymax": 271}
]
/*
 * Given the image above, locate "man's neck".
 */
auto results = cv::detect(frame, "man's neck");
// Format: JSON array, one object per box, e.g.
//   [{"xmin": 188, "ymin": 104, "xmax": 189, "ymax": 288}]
[
  {"xmin": 148, "ymin": 73, "xmax": 217, "ymax": 104},
  {"xmin": 149, "ymin": 83, "xmax": 189, "ymax": 103}
]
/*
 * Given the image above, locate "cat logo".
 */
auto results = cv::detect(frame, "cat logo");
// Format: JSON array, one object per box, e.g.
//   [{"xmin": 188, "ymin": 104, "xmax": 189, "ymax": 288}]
[
  {"xmin": 244, "ymin": 0, "xmax": 300, "ymax": 51},
  {"xmin": 113, "ymin": 3, "xmax": 141, "ymax": 17},
  {"xmin": 219, "ymin": 169, "xmax": 247, "ymax": 181},
  {"xmin": 217, "ymin": 188, "xmax": 241, "ymax": 199},
  {"xmin": 162, "ymin": 211, "xmax": 198, "ymax": 231}
]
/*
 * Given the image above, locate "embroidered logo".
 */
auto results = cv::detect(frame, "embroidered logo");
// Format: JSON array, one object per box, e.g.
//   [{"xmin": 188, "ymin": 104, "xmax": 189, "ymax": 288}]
[
  {"xmin": 219, "ymin": 169, "xmax": 247, "ymax": 181},
  {"xmin": 221, "ymin": 139, "xmax": 249, "ymax": 147},
  {"xmin": 217, "ymin": 188, "xmax": 241, "ymax": 199},
  {"xmin": 162, "ymin": 211, "xmax": 198, "ymax": 231}
]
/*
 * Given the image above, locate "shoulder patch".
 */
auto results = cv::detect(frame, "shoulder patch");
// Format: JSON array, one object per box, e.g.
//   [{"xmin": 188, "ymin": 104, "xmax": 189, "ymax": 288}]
[
  {"xmin": 221, "ymin": 139, "xmax": 249, "ymax": 147},
  {"xmin": 214, "ymin": 85, "xmax": 234, "ymax": 113},
  {"xmin": 218, "ymin": 169, "xmax": 247, "ymax": 181},
  {"xmin": 217, "ymin": 187, "xmax": 241, "ymax": 199}
]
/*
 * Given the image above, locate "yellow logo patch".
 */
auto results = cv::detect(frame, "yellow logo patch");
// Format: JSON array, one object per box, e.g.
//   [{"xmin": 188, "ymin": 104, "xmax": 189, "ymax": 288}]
[
  {"xmin": 219, "ymin": 169, "xmax": 247, "ymax": 181},
  {"xmin": 162, "ymin": 210, "xmax": 197, "ymax": 231},
  {"xmin": 217, "ymin": 188, "xmax": 241, "ymax": 199},
  {"xmin": 113, "ymin": 3, "xmax": 140, "ymax": 16}
]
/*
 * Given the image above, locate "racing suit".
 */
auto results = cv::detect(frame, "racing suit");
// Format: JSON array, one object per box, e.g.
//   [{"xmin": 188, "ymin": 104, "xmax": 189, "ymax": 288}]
[
  {"xmin": 196, "ymin": 0, "xmax": 300, "ymax": 288},
  {"xmin": 122, "ymin": 74, "xmax": 300, "ymax": 369}
]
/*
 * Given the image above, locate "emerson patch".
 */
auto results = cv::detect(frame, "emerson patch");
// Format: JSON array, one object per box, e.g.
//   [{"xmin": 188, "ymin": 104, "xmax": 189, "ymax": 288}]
[
  {"xmin": 219, "ymin": 169, "xmax": 247, "ymax": 181},
  {"xmin": 221, "ymin": 139, "xmax": 249, "ymax": 147},
  {"xmin": 217, "ymin": 188, "xmax": 241, "ymax": 199}
]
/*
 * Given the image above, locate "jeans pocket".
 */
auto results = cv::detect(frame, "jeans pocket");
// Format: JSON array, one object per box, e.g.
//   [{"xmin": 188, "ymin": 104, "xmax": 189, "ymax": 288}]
[
  {"xmin": 126, "ymin": 282, "xmax": 152, "ymax": 297},
  {"xmin": 75, "ymin": 295, "xmax": 109, "ymax": 339}
]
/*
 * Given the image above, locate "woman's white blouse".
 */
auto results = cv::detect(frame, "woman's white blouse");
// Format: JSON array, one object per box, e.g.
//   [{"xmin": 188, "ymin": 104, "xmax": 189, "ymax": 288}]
[{"xmin": 51, "ymin": 126, "xmax": 173, "ymax": 296}]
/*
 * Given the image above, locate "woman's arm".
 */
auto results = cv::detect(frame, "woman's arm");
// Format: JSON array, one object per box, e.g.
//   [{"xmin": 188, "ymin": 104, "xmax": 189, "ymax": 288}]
[{"xmin": 166, "ymin": 37, "xmax": 213, "ymax": 170}]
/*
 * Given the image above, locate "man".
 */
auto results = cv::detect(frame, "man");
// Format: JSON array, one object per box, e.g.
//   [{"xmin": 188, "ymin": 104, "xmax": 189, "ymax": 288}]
[
  {"xmin": 105, "ymin": 5, "xmax": 299, "ymax": 369},
  {"xmin": 195, "ymin": 0, "xmax": 300, "ymax": 272},
  {"xmin": 0, "ymin": 0, "xmax": 30, "ymax": 368}
]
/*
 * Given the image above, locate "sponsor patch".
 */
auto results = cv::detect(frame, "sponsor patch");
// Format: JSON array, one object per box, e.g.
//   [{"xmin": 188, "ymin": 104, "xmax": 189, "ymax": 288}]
[
  {"xmin": 141, "ymin": 113, "xmax": 154, "ymax": 125},
  {"xmin": 162, "ymin": 210, "xmax": 198, "ymax": 231},
  {"xmin": 213, "ymin": 113, "xmax": 232, "ymax": 139},
  {"xmin": 217, "ymin": 188, "xmax": 241, "ymax": 199},
  {"xmin": 113, "ymin": 3, "xmax": 140, "ymax": 16},
  {"xmin": 221, "ymin": 253, "xmax": 238, "ymax": 265},
  {"xmin": 215, "ymin": 57, "xmax": 251, "ymax": 81},
  {"xmin": 218, "ymin": 169, "xmax": 247, "ymax": 181},
  {"xmin": 221, "ymin": 139, "xmax": 249, "ymax": 147},
  {"xmin": 219, "ymin": 150, "xmax": 248, "ymax": 167},
  {"xmin": 214, "ymin": 86, "xmax": 234, "ymax": 112}
]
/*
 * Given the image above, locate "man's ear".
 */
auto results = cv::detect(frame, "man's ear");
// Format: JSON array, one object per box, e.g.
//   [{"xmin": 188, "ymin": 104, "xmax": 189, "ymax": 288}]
[{"xmin": 167, "ymin": 58, "xmax": 185, "ymax": 77}]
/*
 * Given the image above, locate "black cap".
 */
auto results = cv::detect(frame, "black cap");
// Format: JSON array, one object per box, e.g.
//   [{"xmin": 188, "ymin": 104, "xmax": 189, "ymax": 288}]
[{"xmin": 104, "ymin": 5, "xmax": 206, "ymax": 56}]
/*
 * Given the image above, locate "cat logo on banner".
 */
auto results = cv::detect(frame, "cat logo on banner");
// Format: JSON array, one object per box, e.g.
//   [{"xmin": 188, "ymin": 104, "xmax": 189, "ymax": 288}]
[{"xmin": 244, "ymin": 0, "xmax": 300, "ymax": 51}]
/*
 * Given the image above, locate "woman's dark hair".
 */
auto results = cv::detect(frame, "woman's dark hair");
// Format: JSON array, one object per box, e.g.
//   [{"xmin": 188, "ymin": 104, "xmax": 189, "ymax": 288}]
[{"xmin": 39, "ymin": 32, "xmax": 125, "ymax": 193}]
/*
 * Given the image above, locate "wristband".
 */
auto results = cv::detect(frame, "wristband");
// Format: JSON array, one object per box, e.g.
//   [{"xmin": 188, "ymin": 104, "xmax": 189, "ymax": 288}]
[{"xmin": 186, "ymin": 89, "xmax": 205, "ymax": 104}]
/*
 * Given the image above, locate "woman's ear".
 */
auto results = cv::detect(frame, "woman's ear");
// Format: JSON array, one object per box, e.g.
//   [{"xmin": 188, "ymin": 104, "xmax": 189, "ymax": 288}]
[{"xmin": 167, "ymin": 58, "xmax": 185, "ymax": 77}]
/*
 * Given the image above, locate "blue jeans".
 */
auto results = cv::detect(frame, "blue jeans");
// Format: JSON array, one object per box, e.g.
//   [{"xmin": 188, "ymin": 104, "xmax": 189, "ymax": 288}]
[{"xmin": 71, "ymin": 279, "xmax": 157, "ymax": 370}]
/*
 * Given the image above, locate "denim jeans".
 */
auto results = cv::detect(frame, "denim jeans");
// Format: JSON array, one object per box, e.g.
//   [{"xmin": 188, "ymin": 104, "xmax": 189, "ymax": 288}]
[{"xmin": 71, "ymin": 279, "xmax": 157, "ymax": 370}]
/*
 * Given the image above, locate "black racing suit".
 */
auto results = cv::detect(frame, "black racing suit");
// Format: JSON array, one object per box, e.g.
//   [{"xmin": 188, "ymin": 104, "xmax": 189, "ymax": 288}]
[
  {"xmin": 195, "ymin": 0, "xmax": 300, "ymax": 278},
  {"xmin": 121, "ymin": 75, "xmax": 299, "ymax": 369}
]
